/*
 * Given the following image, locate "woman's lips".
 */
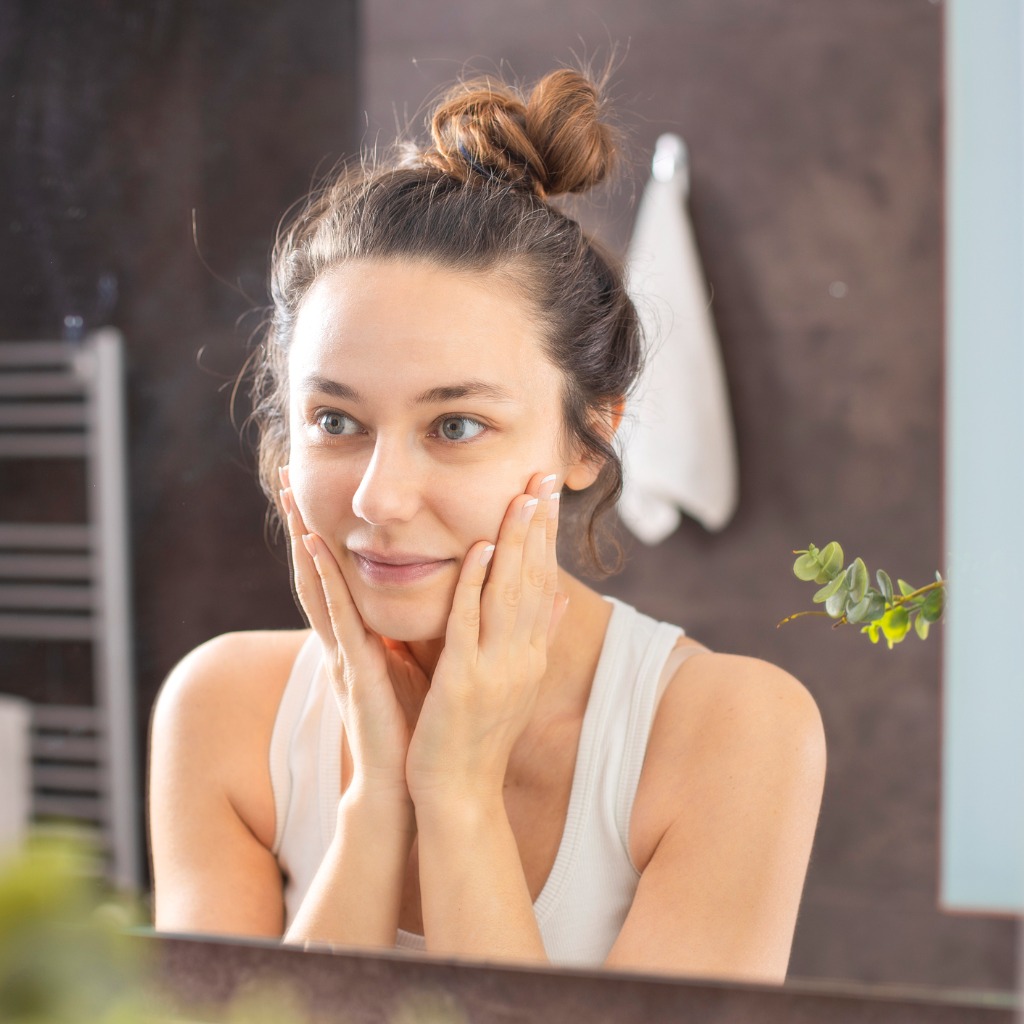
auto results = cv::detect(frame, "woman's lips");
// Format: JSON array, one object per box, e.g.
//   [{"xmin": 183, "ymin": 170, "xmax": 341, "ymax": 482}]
[{"xmin": 350, "ymin": 552, "xmax": 454, "ymax": 586}]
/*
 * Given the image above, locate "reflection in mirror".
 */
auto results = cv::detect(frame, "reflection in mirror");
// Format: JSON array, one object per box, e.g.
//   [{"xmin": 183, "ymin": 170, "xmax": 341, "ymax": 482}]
[
  {"xmin": 148, "ymin": 62, "xmax": 826, "ymax": 983},
  {"xmin": 2, "ymin": 0, "xmax": 1016, "ymax": 1004}
]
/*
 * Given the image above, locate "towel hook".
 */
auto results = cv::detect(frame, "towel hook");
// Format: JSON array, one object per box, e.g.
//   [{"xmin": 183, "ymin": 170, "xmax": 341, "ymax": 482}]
[{"xmin": 651, "ymin": 133, "xmax": 689, "ymax": 188}]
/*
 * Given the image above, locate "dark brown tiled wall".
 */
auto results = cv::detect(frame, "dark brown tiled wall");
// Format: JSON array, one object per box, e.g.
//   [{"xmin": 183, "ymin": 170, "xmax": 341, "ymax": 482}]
[
  {"xmin": 0, "ymin": 0, "xmax": 357, "ymax": 864},
  {"xmin": 359, "ymin": 0, "xmax": 1014, "ymax": 993}
]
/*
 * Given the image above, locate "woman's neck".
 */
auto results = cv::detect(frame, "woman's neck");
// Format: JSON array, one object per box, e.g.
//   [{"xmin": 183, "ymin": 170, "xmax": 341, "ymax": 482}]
[{"xmin": 405, "ymin": 636, "xmax": 445, "ymax": 678}]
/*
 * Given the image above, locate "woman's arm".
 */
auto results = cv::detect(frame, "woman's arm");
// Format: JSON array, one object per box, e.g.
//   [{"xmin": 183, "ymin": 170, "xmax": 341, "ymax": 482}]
[
  {"xmin": 283, "ymin": 784, "xmax": 415, "ymax": 948},
  {"xmin": 274, "ymin": 476, "xmax": 425, "ymax": 949},
  {"xmin": 414, "ymin": 791, "xmax": 546, "ymax": 961},
  {"xmin": 150, "ymin": 626, "xmax": 418, "ymax": 948},
  {"xmin": 407, "ymin": 474, "xmax": 563, "ymax": 962},
  {"xmin": 148, "ymin": 632, "xmax": 293, "ymax": 938},
  {"xmin": 605, "ymin": 653, "xmax": 827, "ymax": 982}
]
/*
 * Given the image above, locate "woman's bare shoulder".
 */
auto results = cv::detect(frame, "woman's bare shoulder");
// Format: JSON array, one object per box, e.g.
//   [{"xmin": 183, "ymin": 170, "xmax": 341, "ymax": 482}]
[
  {"xmin": 665, "ymin": 650, "xmax": 822, "ymax": 730},
  {"xmin": 156, "ymin": 628, "xmax": 311, "ymax": 712},
  {"xmin": 631, "ymin": 650, "xmax": 826, "ymax": 870},
  {"xmin": 150, "ymin": 626, "xmax": 311, "ymax": 786},
  {"xmin": 150, "ymin": 628, "xmax": 314, "ymax": 853},
  {"xmin": 656, "ymin": 651, "xmax": 825, "ymax": 782}
]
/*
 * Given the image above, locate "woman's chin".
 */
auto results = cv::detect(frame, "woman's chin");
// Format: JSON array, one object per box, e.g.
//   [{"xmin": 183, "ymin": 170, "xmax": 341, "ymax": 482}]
[{"xmin": 354, "ymin": 596, "xmax": 450, "ymax": 645}]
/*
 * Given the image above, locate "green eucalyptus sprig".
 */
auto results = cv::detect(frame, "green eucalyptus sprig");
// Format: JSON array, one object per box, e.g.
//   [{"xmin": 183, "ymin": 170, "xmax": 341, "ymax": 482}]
[{"xmin": 779, "ymin": 541, "xmax": 946, "ymax": 648}]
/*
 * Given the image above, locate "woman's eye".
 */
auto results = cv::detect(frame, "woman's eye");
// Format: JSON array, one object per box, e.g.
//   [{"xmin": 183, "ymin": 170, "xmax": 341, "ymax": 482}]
[
  {"xmin": 437, "ymin": 416, "xmax": 486, "ymax": 442},
  {"xmin": 316, "ymin": 411, "xmax": 360, "ymax": 436}
]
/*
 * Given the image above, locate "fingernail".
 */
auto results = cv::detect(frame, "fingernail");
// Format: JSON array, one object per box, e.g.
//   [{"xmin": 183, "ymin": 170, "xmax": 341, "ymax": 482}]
[
  {"xmin": 279, "ymin": 464, "xmax": 290, "ymax": 486},
  {"xmin": 279, "ymin": 487, "xmax": 294, "ymax": 516},
  {"xmin": 539, "ymin": 473, "xmax": 557, "ymax": 498},
  {"xmin": 302, "ymin": 534, "xmax": 317, "ymax": 559},
  {"xmin": 550, "ymin": 492, "xmax": 561, "ymax": 504},
  {"xmin": 479, "ymin": 544, "xmax": 495, "ymax": 566},
  {"xmin": 521, "ymin": 498, "xmax": 539, "ymax": 522}
]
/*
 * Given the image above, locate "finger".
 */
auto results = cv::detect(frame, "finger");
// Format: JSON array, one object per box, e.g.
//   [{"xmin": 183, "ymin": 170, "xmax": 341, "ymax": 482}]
[
  {"xmin": 301, "ymin": 531, "xmax": 371, "ymax": 652},
  {"xmin": 530, "ymin": 486, "xmax": 561, "ymax": 652},
  {"xmin": 445, "ymin": 540, "xmax": 496, "ymax": 656},
  {"xmin": 282, "ymin": 489, "xmax": 368, "ymax": 657},
  {"xmin": 518, "ymin": 474, "xmax": 557, "ymax": 647},
  {"xmin": 277, "ymin": 465, "xmax": 292, "ymax": 521},
  {"xmin": 479, "ymin": 487, "xmax": 542, "ymax": 647},
  {"xmin": 280, "ymin": 486, "xmax": 332, "ymax": 639},
  {"xmin": 548, "ymin": 591, "xmax": 570, "ymax": 646}
]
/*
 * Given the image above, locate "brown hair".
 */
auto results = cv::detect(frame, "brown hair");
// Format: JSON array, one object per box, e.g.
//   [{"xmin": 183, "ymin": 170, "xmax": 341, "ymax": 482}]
[{"xmin": 248, "ymin": 67, "xmax": 643, "ymax": 575}]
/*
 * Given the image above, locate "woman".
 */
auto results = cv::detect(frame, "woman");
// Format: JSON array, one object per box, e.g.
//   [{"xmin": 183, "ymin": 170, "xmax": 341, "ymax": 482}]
[{"xmin": 148, "ymin": 67, "xmax": 826, "ymax": 982}]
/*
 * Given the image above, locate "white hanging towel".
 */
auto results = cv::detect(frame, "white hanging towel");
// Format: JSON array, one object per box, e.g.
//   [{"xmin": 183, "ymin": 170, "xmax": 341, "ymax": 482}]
[{"xmin": 619, "ymin": 133, "xmax": 739, "ymax": 543}]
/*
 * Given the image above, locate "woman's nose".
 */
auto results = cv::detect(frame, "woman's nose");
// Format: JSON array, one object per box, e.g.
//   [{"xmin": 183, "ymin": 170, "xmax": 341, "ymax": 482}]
[{"xmin": 351, "ymin": 439, "xmax": 423, "ymax": 526}]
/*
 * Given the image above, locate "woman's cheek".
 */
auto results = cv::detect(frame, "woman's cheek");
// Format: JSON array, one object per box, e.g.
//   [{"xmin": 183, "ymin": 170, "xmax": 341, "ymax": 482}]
[
  {"xmin": 448, "ymin": 467, "xmax": 530, "ymax": 549},
  {"xmin": 288, "ymin": 458, "xmax": 351, "ymax": 542}
]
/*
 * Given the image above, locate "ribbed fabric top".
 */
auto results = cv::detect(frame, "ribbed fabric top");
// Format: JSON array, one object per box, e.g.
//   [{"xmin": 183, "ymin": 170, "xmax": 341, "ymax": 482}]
[{"xmin": 269, "ymin": 596, "xmax": 706, "ymax": 966}]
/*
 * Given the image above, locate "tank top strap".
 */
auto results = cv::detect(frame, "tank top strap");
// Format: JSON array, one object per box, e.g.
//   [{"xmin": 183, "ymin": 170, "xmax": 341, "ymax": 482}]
[
  {"xmin": 534, "ymin": 595, "xmax": 701, "ymax": 954},
  {"xmin": 609, "ymin": 600, "xmax": 708, "ymax": 856},
  {"xmin": 269, "ymin": 630, "xmax": 324, "ymax": 855}
]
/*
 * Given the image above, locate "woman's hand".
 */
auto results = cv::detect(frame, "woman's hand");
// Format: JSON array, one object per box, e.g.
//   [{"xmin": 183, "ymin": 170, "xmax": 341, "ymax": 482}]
[
  {"xmin": 405, "ymin": 471, "xmax": 567, "ymax": 808},
  {"xmin": 279, "ymin": 467, "xmax": 427, "ymax": 808}
]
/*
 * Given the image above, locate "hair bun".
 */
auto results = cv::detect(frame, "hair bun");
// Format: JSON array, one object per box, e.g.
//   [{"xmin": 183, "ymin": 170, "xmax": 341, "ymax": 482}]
[{"xmin": 424, "ymin": 68, "xmax": 617, "ymax": 198}]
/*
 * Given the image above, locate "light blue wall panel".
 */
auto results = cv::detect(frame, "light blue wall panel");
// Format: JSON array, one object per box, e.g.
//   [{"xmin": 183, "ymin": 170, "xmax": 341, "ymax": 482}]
[{"xmin": 943, "ymin": 0, "xmax": 1024, "ymax": 911}]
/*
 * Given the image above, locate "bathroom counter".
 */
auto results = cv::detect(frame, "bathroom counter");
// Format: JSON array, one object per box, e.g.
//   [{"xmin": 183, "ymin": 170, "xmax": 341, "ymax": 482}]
[{"xmin": 137, "ymin": 931, "xmax": 1018, "ymax": 1023}]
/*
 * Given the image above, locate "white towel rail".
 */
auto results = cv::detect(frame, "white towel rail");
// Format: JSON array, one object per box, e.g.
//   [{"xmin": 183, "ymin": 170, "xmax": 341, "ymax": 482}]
[{"xmin": 0, "ymin": 330, "xmax": 139, "ymax": 889}]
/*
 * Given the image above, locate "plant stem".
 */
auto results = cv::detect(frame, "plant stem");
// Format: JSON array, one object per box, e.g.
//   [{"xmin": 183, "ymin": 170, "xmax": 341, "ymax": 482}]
[
  {"xmin": 779, "ymin": 580, "xmax": 946, "ymax": 631},
  {"xmin": 776, "ymin": 609, "xmax": 831, "ymax": 627},
  {"xmin": 895, "ymin": 581, "xmax": 944, "ymax": 603}
]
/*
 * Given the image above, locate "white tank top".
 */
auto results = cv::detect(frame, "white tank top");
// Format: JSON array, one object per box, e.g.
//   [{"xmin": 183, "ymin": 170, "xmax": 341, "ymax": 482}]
[{"xmin": 269, "ymin": 595, "xmax": 707, "ymax": 967}]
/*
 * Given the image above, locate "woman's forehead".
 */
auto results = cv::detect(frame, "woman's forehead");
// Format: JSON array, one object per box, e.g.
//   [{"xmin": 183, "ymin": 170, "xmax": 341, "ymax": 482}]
[{"xmin": 289, "ymin": 260, "xmax": 560, "ymax": 396}]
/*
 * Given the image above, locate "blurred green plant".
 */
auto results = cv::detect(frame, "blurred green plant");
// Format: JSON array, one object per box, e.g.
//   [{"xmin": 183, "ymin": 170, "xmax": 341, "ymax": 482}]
[
  {"xmin": 0, "ymin": 832, "xmax": 152, "ymax": 1024},
  {"xmin": 780, "ymin": 541, "xmax": 946, "ymax": 649},
  {"xmin": 0, "ymin": 832, "xmax": 470, "ymax": 1023}
]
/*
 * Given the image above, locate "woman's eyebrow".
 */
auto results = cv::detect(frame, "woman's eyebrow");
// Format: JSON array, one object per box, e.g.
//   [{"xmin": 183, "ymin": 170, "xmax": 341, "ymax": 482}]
[
  {"xmin": 299, "ymin": 374, "xmax": 359, "ymax": 401},
  {"xmin": 415, "ymin": 380, "xmax": 515, "ymax": 404},
  {"xmin": 299, "ymin": 374, "xmax": 515, "ymax": 404}
]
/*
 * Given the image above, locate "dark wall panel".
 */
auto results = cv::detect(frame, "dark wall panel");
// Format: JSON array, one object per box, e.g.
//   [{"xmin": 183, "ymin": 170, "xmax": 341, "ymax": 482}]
[{"xmin": 0, "ymin": 0, "xmax": 359, "ymax": 851}]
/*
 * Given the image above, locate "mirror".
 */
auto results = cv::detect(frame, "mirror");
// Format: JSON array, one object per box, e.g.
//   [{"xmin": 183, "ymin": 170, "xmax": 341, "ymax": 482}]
[{"xmin": 1, "ymin": 0, "xmax": 1015, "ymax": 998}]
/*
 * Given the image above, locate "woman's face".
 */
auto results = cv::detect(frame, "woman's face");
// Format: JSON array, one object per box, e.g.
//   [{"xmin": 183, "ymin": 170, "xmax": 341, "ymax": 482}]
[{"xmin": 286, "ymin": 258, "xmax": 591, "ymax": 642}]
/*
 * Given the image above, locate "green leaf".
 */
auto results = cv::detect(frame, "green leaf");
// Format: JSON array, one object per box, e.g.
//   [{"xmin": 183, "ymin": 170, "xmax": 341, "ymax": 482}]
[
  {"xmin": 848, "ymin": 557, "xmax": 869, "ymax": 604},
  {"xmin": 876, "ymin": 569, "xmax": 894, "ymax": 604},
  {"xmin": 922, "ymin": 587, "xmax": 945, "ymax": 622},
  {"xmin": 793, "ymin": 552, "xmax": 821, "ymax": 582},
  {"xmin": 813, "ymin": 568, "xmax": 848, "ymax": 604},
  {"xmin": 915, "ymin": 615, "xmax": 930, "ymax": 640},
  {"xmin": 825, "ymin": 589, "xmax": 850, "ymax": 618},
  {"xmin": 818, "ymin": 542, "xmax": 844, "ymax": 583},
  {"xmin": 880, "ymin": 606, "xmax": 911, "ymax": 649},
  {"xmin": 848, "ymin": 592, "xmax": 886, "ymax": 624},
  {"xmin": 897, "ymin": 578, "xmax": 916, "ymax": 598},
  {"xmin": 862, "ymin": 621, "xmax": 881, "ymax": 643}
]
